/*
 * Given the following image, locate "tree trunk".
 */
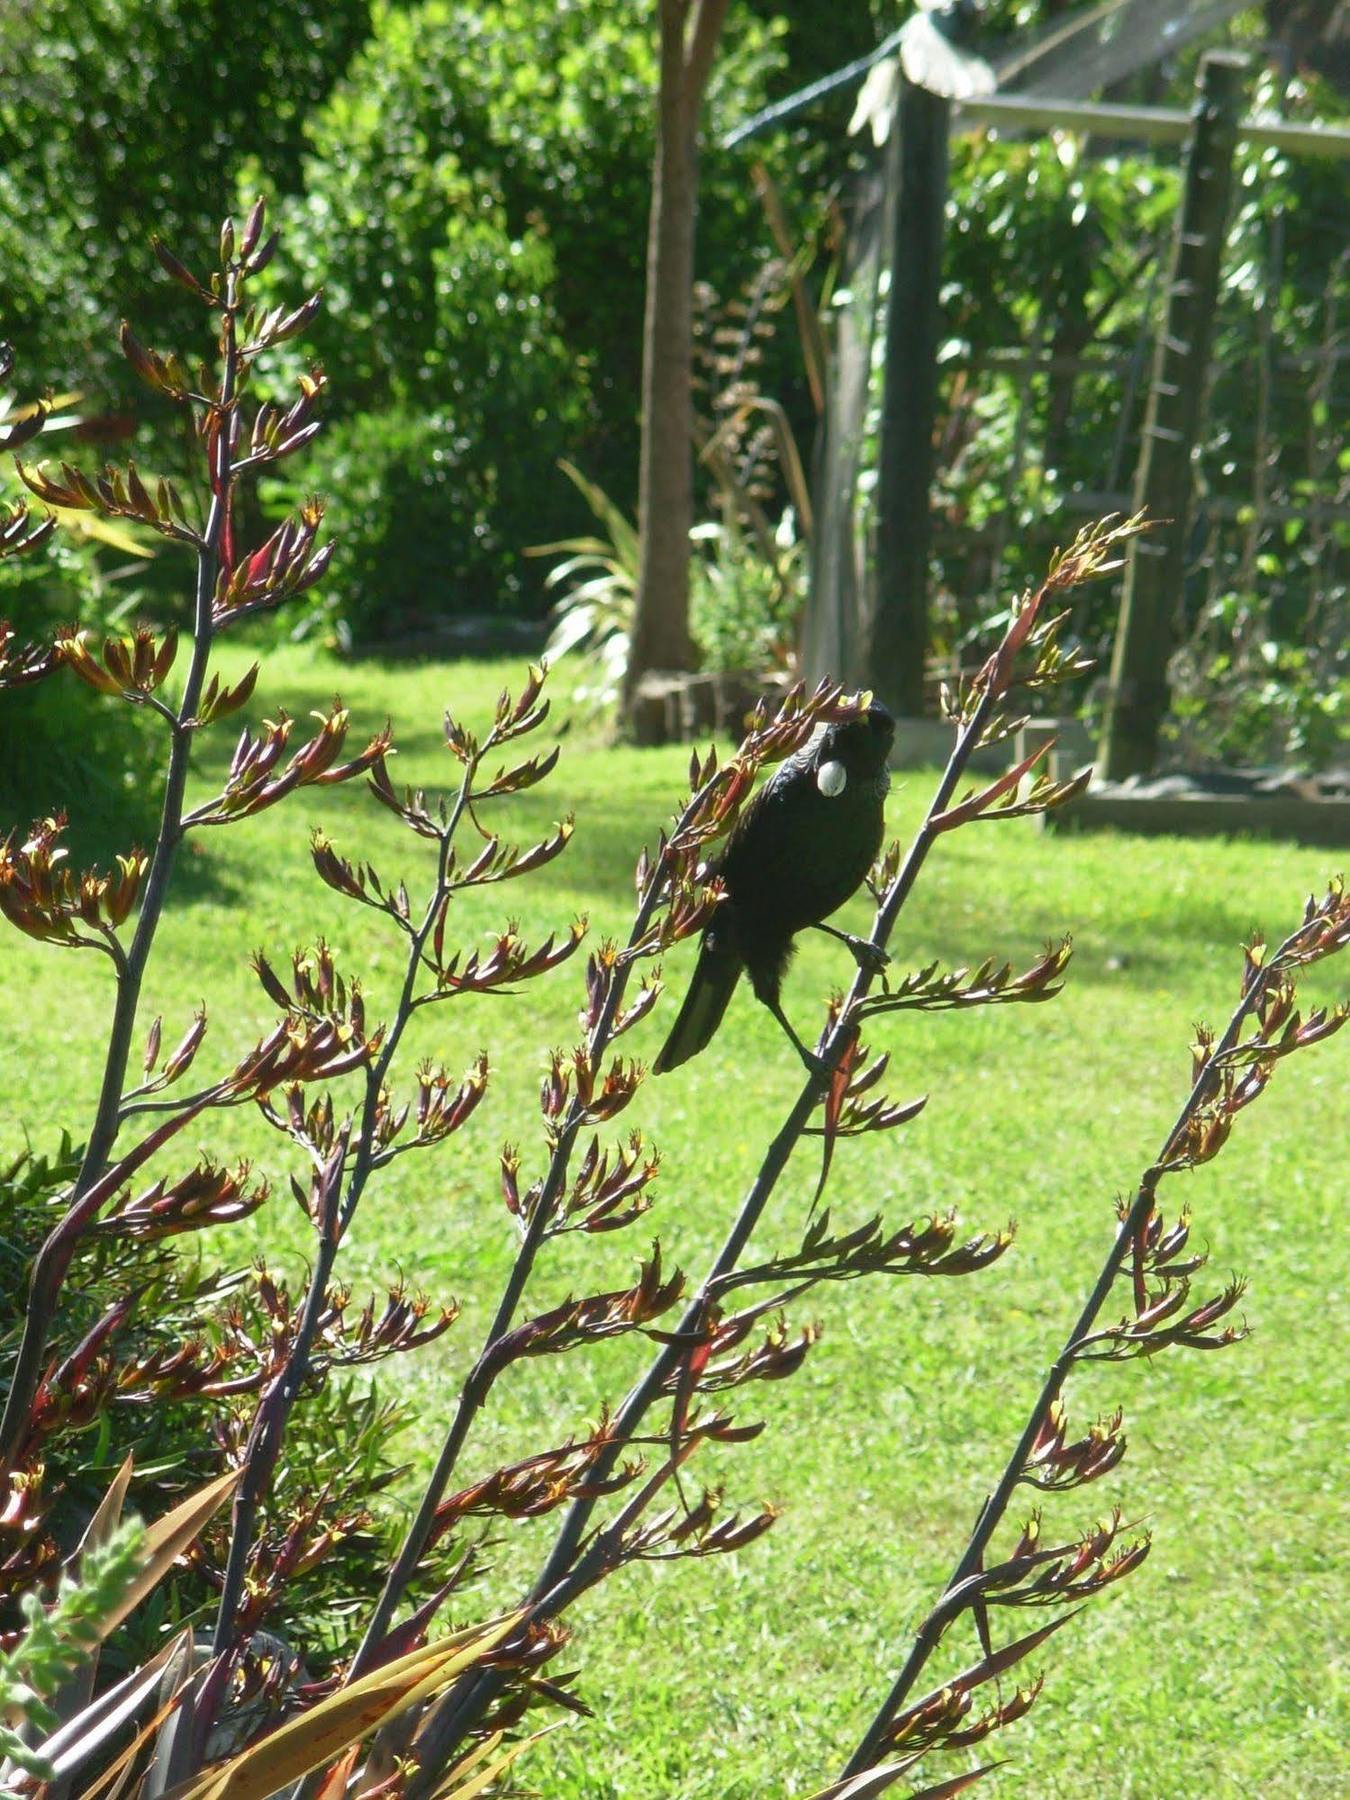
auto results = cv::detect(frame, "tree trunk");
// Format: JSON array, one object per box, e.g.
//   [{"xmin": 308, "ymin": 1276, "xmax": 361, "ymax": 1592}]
[
  {"xmin": 1098, "ymin": 51, "xmax": 1247, "ymax": 781},
  {"xmin": 870, "ymin": 75, "xmax": 950, "ymax": 720},
  {"xmin": 624, "ymin": 0, "xmax": 729, "ymax": 721}
]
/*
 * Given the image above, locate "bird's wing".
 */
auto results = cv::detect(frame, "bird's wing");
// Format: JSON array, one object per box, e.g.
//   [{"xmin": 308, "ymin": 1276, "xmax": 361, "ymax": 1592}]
[
  {"xmin": 653, "ymin": 936, "xmax": 742, "ymax": 1074},
  {"xmin": 719, "ymin": 761, "xmax": 820, "ymax": 896}
]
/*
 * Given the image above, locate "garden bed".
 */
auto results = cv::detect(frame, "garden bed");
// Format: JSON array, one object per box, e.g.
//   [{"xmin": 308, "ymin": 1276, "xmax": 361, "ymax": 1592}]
[
  {"xmin": 1005, "ymin": 721, "xmax": 1350, "ymax": 846},
  {"xmin": 1050, "ymin": 766, "xmax": 1350, "ymax": 847}
]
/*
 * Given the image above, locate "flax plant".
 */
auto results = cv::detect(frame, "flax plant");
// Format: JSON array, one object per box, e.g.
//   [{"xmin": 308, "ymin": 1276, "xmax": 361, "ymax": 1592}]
[{"xmin": 0, "ymin": 208, "xmax": 1342, "ymax": 1800}]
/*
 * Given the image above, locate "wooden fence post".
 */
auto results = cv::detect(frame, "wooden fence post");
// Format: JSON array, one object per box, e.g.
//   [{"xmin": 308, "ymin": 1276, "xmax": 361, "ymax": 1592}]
[
  {"xmin": 1098, "ymin": 50, "xmax": 1248, "ymax": 780},
  {"xmin": 870, "ymin": 73, "xmax": 950, "ymax": 719},
  {"xmin": 802, "ymin": 159, "xmax": 887, "ymax": 694}
]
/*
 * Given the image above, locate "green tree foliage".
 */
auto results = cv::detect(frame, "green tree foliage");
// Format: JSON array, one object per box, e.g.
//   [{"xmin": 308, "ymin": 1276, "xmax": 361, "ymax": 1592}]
[
  {"xmin": 0, "ymin": 503, "xmax": 164, "ymax": 851},
  {"xmin": 0, "ymin": 0, "xmax": 371, "ymax": 400},
  {"xmin": 1168, "ymin": 71, "xmax": 1349, "ymax": 766},
  {"xmin": 293, "ymin": 402, "xmax": 566, "ymax": 637},
  {"xmin": 250, "ymin": 0, "xmax": 795, "ymax": 634},
  {"xmin": 5, "ymin": 0, "xmax": 1338, "ymax": 701},
  {"xmin": 247, "ymin": 7, "xmax": 591, "ymax": 625},
  {"xmin": 0, "ymin": 0, "xmax": 809, "ymax": 640}
]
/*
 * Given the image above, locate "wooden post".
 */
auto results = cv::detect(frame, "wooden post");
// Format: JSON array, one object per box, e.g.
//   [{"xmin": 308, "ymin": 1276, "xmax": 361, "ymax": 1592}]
[
  {"xmin": 1098, "ymin": 51, "xmax": 1248, "ymax": 780},
  {"xmin": 802, "ymin": 158, "xmax": 887, "ymax": 693},
  {"xmin": 870, "ymin": 73, "xmax": 950, "ymax": 719}
]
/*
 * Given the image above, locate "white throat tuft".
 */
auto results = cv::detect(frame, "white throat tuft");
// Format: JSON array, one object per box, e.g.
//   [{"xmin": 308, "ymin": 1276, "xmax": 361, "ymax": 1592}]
[{"xmin": 817, "ymin": 759, "xmax": 847, "ymax": 798}]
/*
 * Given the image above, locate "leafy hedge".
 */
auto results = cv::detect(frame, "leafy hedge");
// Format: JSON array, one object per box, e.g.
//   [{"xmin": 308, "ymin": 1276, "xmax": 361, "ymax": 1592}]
[{"xmin": 247, "ymin": 0, "xmax": 799, "ymax": 636}]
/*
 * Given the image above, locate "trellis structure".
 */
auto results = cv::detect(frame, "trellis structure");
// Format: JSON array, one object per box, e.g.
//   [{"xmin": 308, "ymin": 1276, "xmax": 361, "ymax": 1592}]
[{"xmin": 736, "ymin": 4, "xmax": 1350, "ymax": 763}]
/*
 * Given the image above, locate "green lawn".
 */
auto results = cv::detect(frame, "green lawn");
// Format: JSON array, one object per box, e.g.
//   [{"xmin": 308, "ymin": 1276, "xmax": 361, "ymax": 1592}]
[{"xmin": 3, "ymin": 643, "xmax": 1345, "ymax": 1800}]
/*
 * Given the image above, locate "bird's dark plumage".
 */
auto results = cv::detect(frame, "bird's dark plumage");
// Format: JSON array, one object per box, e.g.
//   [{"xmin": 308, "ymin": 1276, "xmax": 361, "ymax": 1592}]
[{"xmin": 654, "ymin": 703, "xmax": 895, "ymax": 1074}]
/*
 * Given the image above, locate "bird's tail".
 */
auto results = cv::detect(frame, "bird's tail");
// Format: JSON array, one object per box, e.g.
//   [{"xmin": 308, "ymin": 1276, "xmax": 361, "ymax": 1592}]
[{"xmin": 653, "ymin": 939, "xmax": 741, "ymax": 1074}]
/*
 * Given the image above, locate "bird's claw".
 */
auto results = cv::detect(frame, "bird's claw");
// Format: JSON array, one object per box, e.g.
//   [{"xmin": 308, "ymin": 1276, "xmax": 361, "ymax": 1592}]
[
  {"xmin": 814, "ymin": 923, "xmax": 890, "ymax": 973},
  {"xmin": 848, "ymin": 935, "xmax": 890, "ymax": 974},
  {"xmin": 797, "ymin": 1047, "xmax": 834, "ymax": 1084}
]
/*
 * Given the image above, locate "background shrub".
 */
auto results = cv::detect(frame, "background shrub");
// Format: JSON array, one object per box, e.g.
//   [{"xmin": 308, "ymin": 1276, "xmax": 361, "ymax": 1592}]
[
  {"xmin": 285, "ymin": 403, "xmax": 567, "ymax": 643},
  {"xmin": 246, "ymin": 0, "xmax": 799, "ymax": 638},
  {"xmin": 0, "ymin": 502, "xmax": 162, "ymax": 849},
  {"xmin": 0, "ymin": 0, "xmax": 371, "ymax": 401}
]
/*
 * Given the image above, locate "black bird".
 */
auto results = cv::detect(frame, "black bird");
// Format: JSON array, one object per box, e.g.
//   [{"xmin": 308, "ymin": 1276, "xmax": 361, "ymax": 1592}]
[{"xmin": 654, "ymin": 704, "xmax": 896, "ymax": 1077}]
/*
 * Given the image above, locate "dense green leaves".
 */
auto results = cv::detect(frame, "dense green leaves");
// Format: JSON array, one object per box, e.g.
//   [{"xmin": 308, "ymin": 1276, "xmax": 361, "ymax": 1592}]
[
  {"xmin": 0, "ymin": 0, "xmax": 371, "ymax": 395},
  {"xmin": 245, "ymin": 0, "xmax": 795, "ymax": 629}
]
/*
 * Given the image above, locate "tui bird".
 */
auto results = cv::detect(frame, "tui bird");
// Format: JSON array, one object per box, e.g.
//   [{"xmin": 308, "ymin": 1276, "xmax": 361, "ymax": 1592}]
[{"xmin": 654, "ymin": 703, "xmax": 896, "ymax": 1077}]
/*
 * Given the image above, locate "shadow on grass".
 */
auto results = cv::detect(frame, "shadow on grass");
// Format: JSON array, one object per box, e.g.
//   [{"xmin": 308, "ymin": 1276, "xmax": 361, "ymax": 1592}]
[
  {"xmin": 0, "ymin": 684, "xmax": 166, "ymax": 872},
  {"xmin": 163, "ymin": 836, "xmax": 254, "ymax": 907}
]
